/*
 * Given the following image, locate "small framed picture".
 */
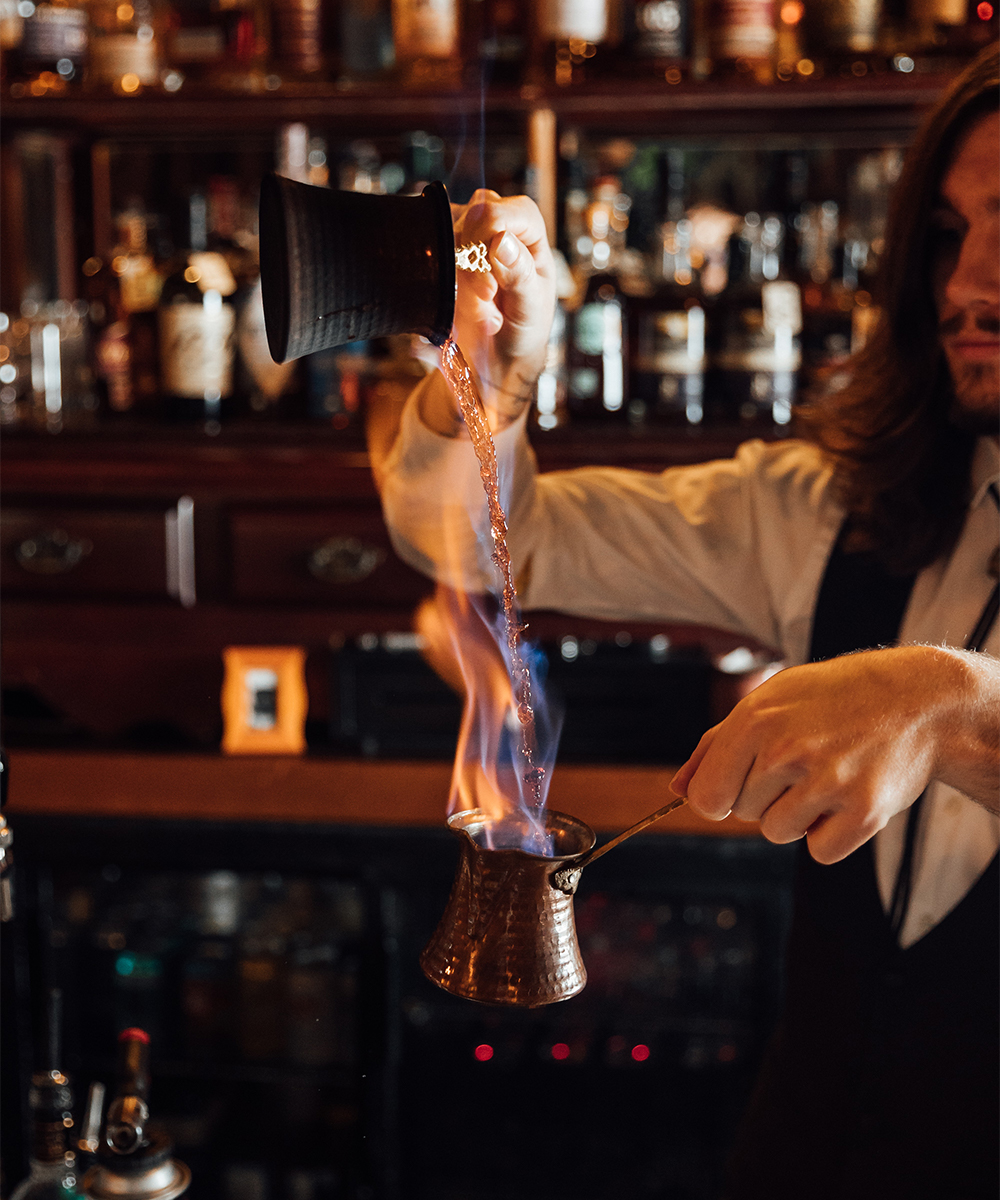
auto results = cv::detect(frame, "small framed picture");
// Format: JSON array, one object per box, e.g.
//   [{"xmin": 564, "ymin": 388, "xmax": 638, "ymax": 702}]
[{"xmin": 221, "ymin": 646, "xmax": 308, "ymax": 755}]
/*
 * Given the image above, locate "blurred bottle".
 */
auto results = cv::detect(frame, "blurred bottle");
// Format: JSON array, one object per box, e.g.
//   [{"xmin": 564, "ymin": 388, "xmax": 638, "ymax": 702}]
[
  {"xmin": 271, "ymin": 0, "xmax": 325, "ymax": 79},
  {"xmin": 906, "ymin": 0, "xmax": 997, "ymax": 62},
  {"xmin": 625, "ymin": 0, "xmax": 690, "ymax": 81},
  {"xmin": 630, "ymin": 152, "xmax": 706, "ymax": 427},
  {"xmin": 802, "ymin": 0, "xmax": 882, "ymax": 73},
  {"xmin": 796, "ymin": 200, "xmax": 856, "ymax": 382},
  {"xmin": 164, "ymin": 0, "xmax": 268, "ymax": 89},
  {"xmin": 773, "ymin": 0, "xmax": 805, "ymax": 79},
  {"xmin": 10, "ymin": 0, "xmax": 88, "ymax": 95},
  {"xmin": 11, "ymin": 990, "xmax": 84, "ymax": 1200},
  {"xmin": 536, "ymin": 0, "xmax": 610, "ymax": 85},
  {"xmin": 709, "ymin": 0, "xmax": 775, "ymax": 81},
  {"xmin": 181, "ymin": 870, "xmax": 240, "ymax": 1059},
  {"xmin": 0, "ymin": 0, "xmax": 26, "ymax": 83},
  {"xmin": 82, "ymin": 209, "xmax": 162, "ymax": 416},
  {"xmin": 87, "ymin": 0, "xmax": 162, "ymax": 94},
  {"xmin": 337, "ymin": 0, "xmax": 395, "ymax": 81},
  {"xmin": 566, "ymin": 177, "xmax": 631, "ymax": 422},
  {"xmin": 464, "ymin": 0, "xmax": 526, "ymax": 84},
  {"xmin": 533, "ymin": 297, "xmax": 570, "ymax": 430},
  {"xmin": 158, "ymin": 191, "xmax": 238, "ymax": 428},
  {"xmin": 391, "ymin": 0, "xmax": 461, "ymax": 84},
  {"xmin": 710, "ymin": 212, "xmax": 801, "ymax": 429}
]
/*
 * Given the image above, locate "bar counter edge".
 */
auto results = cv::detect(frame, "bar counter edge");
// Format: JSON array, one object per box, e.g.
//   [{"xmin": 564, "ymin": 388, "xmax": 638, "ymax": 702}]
[{"xmin": 5, "ymin": 751, "xmax": 761, "ymax": 836}]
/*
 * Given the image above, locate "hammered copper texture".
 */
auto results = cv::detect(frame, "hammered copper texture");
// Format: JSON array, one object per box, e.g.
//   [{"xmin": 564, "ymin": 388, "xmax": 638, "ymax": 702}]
[{"xmin": 420, "ymin": 809, "xmax": 596, "ymax": 1007}]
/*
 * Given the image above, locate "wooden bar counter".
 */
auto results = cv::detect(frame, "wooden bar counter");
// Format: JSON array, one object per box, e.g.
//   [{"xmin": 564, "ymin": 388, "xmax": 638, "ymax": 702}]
[{"xmin": 7, "ymin": 750, "xmax": 760, "ymax": 836}]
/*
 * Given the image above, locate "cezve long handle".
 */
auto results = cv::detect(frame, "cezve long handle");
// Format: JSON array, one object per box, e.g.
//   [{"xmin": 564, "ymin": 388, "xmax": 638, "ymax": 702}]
[{"xmin": 551, "ymin": 796, "xmax": 687, "ymax": 896}]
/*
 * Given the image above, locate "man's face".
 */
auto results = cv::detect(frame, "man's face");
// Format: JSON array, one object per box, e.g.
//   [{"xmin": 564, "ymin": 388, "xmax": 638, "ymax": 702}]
[{"xmin": 931, "ymin": 110, "xmax": 1000, "ymax": 434}]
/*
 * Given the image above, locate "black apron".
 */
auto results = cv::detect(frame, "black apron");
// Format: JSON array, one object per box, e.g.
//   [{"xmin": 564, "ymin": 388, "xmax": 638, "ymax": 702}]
[{"xmin": 722, "ymin": 534, "xmax": 1000, "ymax": 1200}]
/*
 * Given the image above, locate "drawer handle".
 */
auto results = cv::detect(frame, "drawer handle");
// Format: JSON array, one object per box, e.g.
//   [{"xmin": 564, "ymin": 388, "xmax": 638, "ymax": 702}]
[
  {"xmin": 308, "ymin": 537, "xmax": 386, "ymax": 584},
  {"xmin": 15, "ymin": 529, "xmax": 93, "ymax": 575}
]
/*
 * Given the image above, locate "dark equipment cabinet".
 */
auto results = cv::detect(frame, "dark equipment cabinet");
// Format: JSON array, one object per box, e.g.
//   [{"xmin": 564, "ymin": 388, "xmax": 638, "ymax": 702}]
[{"xmin": 3, "ymin": 814, "xmax": 794, "ymax": 1200}]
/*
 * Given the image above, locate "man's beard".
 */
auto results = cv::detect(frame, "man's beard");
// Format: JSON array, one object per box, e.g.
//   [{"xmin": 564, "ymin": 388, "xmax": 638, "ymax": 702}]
[{"xmin": 947, "ymin": 360, "xmax": 1000, "ymax": 435}]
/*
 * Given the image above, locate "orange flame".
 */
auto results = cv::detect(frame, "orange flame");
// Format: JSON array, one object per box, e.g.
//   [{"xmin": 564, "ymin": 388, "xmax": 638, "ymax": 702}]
[{"xmin": 416, "ymin": 585, "xmax": 518, "ymax": 824}]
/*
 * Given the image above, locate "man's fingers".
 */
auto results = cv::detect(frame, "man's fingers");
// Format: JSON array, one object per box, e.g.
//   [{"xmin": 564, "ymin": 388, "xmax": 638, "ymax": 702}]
[{"xmin": 672, "ymin": 725, "xmax": 736, "ymax": 819}]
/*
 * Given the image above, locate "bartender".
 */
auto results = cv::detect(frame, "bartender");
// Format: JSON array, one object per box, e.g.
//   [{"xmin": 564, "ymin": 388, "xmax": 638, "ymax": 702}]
[{"xmin": 377, "ymin": 47, "xmax": 1000, "ymax": 1200}]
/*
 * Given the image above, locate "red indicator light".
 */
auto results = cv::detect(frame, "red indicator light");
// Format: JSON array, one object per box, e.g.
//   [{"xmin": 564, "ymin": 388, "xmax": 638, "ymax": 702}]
[
  {"xmin": 551, "ymin": 1042, "xmax": 570, "ymax": 1061},
  {"xmin": 977, "ymin": 2, "xmax": 993, "ymax": 16},
  {"xmin": 631, "ymin": 1044, "xmax": 651, "ymax": 1062},
  {"xmin": 474, "ymin": 1044, "xmax": 494, "ymax": 1062}
]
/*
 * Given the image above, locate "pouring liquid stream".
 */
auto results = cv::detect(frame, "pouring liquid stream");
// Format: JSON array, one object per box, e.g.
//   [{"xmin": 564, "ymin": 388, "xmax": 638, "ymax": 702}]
[{"xmin": 439, "ymin": 337, "xmax": 548, "ymax": 850}]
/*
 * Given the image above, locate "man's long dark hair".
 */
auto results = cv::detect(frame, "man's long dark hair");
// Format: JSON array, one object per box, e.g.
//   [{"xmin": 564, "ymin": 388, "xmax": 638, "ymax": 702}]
[{"xmin": 796, "ymin": 45, "xmax": 1000, "ymax": 575}]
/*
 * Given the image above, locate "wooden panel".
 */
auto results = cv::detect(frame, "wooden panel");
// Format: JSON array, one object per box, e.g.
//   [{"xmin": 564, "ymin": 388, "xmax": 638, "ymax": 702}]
[
  {"xmin": 6, "ymin": 750, "xmax": 762, "ymax": 837},
  {"xmin": 228, "ymin": 505, "xmax": 433, "ymax": 607},
  {"xmin": 1, "ymin": 505, "xmax": 172, "ymax": 599}
]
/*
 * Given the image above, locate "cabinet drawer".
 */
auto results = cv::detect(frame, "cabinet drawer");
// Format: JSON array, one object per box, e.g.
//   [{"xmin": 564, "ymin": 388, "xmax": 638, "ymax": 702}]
[
  {"xmin": 228, "ymin": 507, "xmax": 432, "ymax": 606},
  {"xmin": 2, "ymin": 506, "xmax": 174, "ymax": 599}
]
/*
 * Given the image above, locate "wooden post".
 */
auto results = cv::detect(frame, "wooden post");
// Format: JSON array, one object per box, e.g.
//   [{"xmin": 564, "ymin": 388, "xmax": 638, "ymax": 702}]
[{"xmin": 526, "ymin": 106, "xmax": 557, "ymax": 247}]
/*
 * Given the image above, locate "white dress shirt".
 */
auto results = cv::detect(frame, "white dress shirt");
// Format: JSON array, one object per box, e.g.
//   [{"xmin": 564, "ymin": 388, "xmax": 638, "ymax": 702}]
[{"xmin": 380, "ymin": 372, "xmax": 1000, "ymax": 947}]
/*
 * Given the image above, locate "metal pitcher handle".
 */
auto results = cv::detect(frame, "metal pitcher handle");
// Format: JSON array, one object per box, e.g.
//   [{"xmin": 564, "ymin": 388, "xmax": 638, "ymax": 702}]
[{"xmin": 551, "ymin": 796, "xmax": 687, "ymax": 896}]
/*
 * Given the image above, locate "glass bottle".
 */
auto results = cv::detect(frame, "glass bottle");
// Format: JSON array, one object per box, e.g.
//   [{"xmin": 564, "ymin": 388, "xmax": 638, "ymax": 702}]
[
  {"xmin": 337, "ymin": 0, "xmax": 395, "ymax": 82},
  {"xmin": 271, "ymin": 0, "xmax": 325, "ymax": 79},
  {"xmin": 82, "ymin": 209, "xmax": 162, "ymax": 416},
  {"xmin": 164, "ymin": 0, "xmax": 268, "ymax": 89},
  {"xmin": 630, "ymin": 153, "xmax": 706, "ymax": 427},
  {"xmin": 465, "ymin": 0, "xmax": 526, "ymax": 84},
  {"xmin": 11, "ymin": 989, "xmax": 85, "ymax": 1200},
  {"xmin": 709, "ymin": 0, "xmax": 776, "ymax": 81},
  {"xmin": 565, "ymin": 177, "xmax": 631, "ymax": 423},
  {"xmin": 710, "ymin": 211, "xmax": 801, "ymax": 430},
  {"xmin": 87, "ymin": 0, "xmax": 162, "ymax": 93},
  {"xmin": 391, "ymin": 0, "xmax": 461, "ymax": 85},
  {"xmin": 158, "ymin": 191, "xmax": 237, "ymax": 429},
  {"xmin": 625, "ymin": 0, "xmax": 690, "ymax": 81},
  {"xmin": 12, "ymin": 0, "xmax": 88, "ymax": 95},
  {"xmin": 537, "ymin": 0, "xmax": 610, "ymax": 85}
]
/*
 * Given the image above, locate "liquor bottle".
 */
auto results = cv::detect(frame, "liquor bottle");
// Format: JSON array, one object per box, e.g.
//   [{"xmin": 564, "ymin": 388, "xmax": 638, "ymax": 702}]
[
  {"xmin": 158, "ymin": 192, "xmax": 237, "ymax": 428},
  {"xmin": 82, "ymin": 210, "xmax": 162, "ymax": 416},
  {"xmin": 536, "ymin": 0, "xmax": 610, "ymax": 85},
  {"xmin": 802, "ymin": 0, "xmax": 882, "ymax": 72},
  {"xmin": 906, "ymin": 0, "xmax": 997, "ymax": 62},
  {"xmin": 464, "ymin": 0, "xmax": 526, "ymax": 84},
  {"xmin": 565, "ymin": 178, "xmax": 631, "ymax": 422},
  {"xmin": 710, "ymin": 212, "xmax": 801, "ymax": 429},
  {"xmin": 709, "ymin": 0, "xmax": 775, "ymax": 80},
  {"xmin": 87, "ymin": 0, "xmax": 162, "ymax": 93},
  {"xmin": 796, "ymin": 200, "xmax": 855, "ymax": 382},
  {"xmin": 11, "ymin": 0, "xmax": 88, "ymax": 94},
  {"xmin": 625, "ymin": 0, "xmax": 690, "ymax": 81},
  {"xmin": 181, "ymin": 871, "xmax": 240, "ymax": 1058},
  {"xmin": 164, "ymin": 0, "xmax": 268, "ymax": 89},
  {"xmin": 11, "ymin": 989, "xmax": 85, "ymax": 1200},
  {"xmin": 337, "ymin": 0, "xmax": 395, "ymax": 81},
  {"xmin": 630, "ymin": 156, "xmax": 706, "ymax": 427},
  {"xmin": 391, "ymin": 0, "xmax": 461, "ymax": 85},
  {"xmin": 271, "ymin": 0, "xmax": 325, "ymax": 78}
]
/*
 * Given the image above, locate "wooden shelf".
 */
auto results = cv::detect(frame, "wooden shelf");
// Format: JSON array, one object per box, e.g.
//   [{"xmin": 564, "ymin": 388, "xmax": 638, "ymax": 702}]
[
  {"xmin": 6, "ymin": 748, "xmax": 761, "ymax": 837},
  {"xmin": 1, "ymin": 71, "xmax": 951, "ymax": 139}
]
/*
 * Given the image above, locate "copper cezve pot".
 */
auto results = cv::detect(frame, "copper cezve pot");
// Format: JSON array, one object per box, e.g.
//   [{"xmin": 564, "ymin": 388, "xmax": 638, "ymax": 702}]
[{"xmin": 420, "ymin": 797, "xmax": 686, "ymax": 1007}]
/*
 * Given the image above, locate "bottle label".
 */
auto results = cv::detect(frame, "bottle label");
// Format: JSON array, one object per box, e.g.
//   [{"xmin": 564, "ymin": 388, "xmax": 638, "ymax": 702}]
[
  {"xmin": 119, "ymin": 255, "xmax": 162, "ymax": 314},
  {"xmin": 91, "ymin": 33, "xmax": 159, "ymax": 84},
  {"xmin": 712, "ymin": 0, "xmax": 775, "ymax": 58},
  {"xmin": 762, "ymin": 280, "xmax": 802, "ymax": 334},
  {"xmin": 159, "ymin": 303, "xmax": 235, "ymax": 400},
  {"xmin": 634, "ymin": 0, "xmax": 685, "ymax": 57},
  {"xmin": 21, "ymin": 5, "xmax": 87, "ymax": 64},
  {"xmin": 541, "ymin": 0, "xmax": 608, "ymax": 42},
  {"xmin": 391, "ymin": 0, "xmax": 458, "ymax": 58},
  {"xmin": 635, "ymin": 306, "xmax": 705, "ymax": 371},
  {"xmin": 169, "ymin": 25, "xmax": 226, "ymax": 64}
]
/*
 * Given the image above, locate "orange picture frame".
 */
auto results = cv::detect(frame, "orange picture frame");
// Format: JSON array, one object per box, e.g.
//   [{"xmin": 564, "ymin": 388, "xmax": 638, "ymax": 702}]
[{"xmin": 221, "ymin": 646, "xmax": 308, "ymax": 755}]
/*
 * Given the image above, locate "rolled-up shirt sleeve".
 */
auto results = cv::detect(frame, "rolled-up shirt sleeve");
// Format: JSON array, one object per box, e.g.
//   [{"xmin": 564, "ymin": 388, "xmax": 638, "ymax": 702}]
[{"xmin": 379, "ymin": 371, "xmax": 844, "ymax": 663}]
